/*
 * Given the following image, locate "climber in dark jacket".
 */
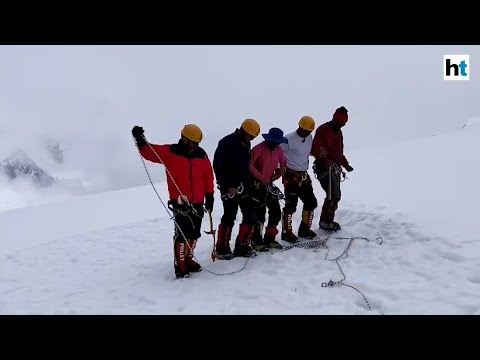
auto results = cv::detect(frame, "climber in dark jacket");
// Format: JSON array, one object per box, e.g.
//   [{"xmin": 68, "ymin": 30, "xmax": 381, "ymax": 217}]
[{"xmin": 213, "ymin": 118, "xmax": 261, "ymax": 259}]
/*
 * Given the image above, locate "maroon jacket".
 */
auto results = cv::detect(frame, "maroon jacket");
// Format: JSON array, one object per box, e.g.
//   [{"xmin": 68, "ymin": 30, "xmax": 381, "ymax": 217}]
[{"xmin": 311, "ymin": 121, "xmax": 350, "ymax": 169}]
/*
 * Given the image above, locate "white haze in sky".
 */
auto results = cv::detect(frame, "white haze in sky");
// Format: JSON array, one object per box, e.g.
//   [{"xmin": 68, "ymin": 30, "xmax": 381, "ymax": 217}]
[{"xmin": 0, "ymin": 45, "xmax": 478, "ymax": 196}]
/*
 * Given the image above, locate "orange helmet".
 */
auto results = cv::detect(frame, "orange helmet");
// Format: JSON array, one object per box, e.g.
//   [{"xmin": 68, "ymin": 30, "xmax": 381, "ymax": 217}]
[
  {"xmin": 181, "ymin": 124, "xmax": 203, "ymax": 143},
  {"xmin": 298, "ymin": 115, "xmax": 315, "ymax": 131},
  {"xmin": 241, "ymin": 118, "xmax": 260, "ymax": 137}
]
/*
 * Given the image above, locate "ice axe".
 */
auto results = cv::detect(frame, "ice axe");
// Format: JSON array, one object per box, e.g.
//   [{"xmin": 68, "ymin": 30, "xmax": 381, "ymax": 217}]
[{"xmin": 204, "ymin": 210, "xmax": 217, "ymax": 261}]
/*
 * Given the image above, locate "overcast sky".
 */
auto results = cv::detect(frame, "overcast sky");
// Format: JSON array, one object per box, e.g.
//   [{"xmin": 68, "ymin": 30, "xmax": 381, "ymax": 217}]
[{"xmin": 1, "ymin": 45, "xmax": 478, "ymax": 190}]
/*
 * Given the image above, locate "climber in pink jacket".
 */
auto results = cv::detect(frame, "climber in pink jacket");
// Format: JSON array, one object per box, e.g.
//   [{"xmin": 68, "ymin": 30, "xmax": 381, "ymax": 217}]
[{"xmin": 249, "ymin": 127, "xmax": 288, "ymax": 252}]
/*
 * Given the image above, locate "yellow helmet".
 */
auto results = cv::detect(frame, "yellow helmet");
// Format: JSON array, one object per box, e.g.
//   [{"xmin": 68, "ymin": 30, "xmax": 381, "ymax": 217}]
[
  {"xmin": 181, "ymin": 124, "xmax": 203, "ymax": 143},
  {"xmin": 241, "ymin": 118, "xmax": 260, "ymax": 138},
  {"xmin": 298, "ymin": 115, "xmax": 315, "ymax": 131}
]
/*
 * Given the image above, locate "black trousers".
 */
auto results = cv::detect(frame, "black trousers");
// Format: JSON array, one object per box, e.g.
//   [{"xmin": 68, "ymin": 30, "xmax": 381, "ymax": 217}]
[
  {"xmin": 173, "ymin": 202, "xmax": 205, "ymax": 243},
  {"xmin": 282, "ymin": 172, "xmax": 318, "ymax": 215},
  {"xmin": 250, "ymin": 185, "xmax": 281, "ymax": 227},
  {"xmin": 317, "ymin": 166, "xmax": 341, "ymax": 202},
  {"xmin": 314, "ymin": 164, "xmax": 342, "ymax": 224},
  {"xmin": 218, "ymin": 186, "xmax": 258, "ymax": 228}
]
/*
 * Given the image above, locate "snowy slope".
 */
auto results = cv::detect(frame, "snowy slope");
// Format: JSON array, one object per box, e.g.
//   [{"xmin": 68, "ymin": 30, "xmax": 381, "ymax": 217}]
[
  {"xmin": 462, "ymin": 116, "xmax": 480, "ymax": 129},
  {"xmin": 0, "ymin": 183, "xmax": 163, "ymax": 256},
  {"xmin": 343, "ymin": 125, "xmax": 480, "ymax": 240},
  {"xmin": 1, "ymin": 126, "xmax": 480, "ymax": 315}
]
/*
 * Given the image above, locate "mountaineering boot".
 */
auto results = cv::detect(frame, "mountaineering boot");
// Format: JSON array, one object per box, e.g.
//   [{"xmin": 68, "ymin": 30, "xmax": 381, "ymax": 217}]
[
  {"xmin": 186, "ymin": 239, "xmax": 202, "ymax": 272},
  {"xmin": 298, "ymin": 210, "xmax": 317, "ymax": 239},
  {"xmin": 233, "ymin": 223, "xmax": 256, "ymax": 257},
  {"xmin": 174, "ymin": 242, "xmax": 189, "ymax": 279},
  {"xmin": 281, "ymin": 212, "xmax": 299, "ymax": 243},
  {"xmin": 215, "ymin": 224, "xmax": 234, "ymax": 260},
  {"xmin": 320, "ymin": 199, "xmax": 330, "ymax": 225},
  {"xmin": 319, "ymin": 221, "xmax": 341, "ymax": 232},
  {"xmin": 320, "ymin": 199, "xmax": 340, "ymax": 232},
  {"xmin": 264, "ymin": 226, "xmax": 283, "ymax": 250}
]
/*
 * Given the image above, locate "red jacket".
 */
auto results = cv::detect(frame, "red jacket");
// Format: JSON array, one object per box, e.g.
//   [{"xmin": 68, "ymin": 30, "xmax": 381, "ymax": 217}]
[
  {"xmin": 139, "ymin": 141, "xmax": 214, "ymax": 204},
  {"xmin": 311, "ymin": 122, "xmax": 350, "ymax": 168}
]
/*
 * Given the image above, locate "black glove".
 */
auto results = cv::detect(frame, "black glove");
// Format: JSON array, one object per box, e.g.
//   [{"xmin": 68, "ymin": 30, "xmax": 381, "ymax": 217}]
[
  {"xmin": 344, "ymin": 164, "xmax": 354, "ymax": 172},
  {"xmin": 204, "ymin": 193, "xmax": 214, "ymax": 212},
  {"xmin": 168, "ymin": 199, "xmax": 189, "ymax": 214},
  {"xmin": 132, "ymin": 126, "xmax": 147, "ymax": 147}
]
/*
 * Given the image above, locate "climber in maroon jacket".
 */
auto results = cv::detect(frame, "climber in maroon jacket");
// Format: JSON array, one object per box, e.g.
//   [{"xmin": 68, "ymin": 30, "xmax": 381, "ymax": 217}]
[{"xmin": 311, "ymin": 106, "xmax": 354, "ymax": 232}]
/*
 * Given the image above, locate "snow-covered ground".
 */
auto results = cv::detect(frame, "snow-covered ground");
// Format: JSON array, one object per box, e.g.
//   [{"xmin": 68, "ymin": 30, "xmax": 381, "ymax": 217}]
[{"xmin": 1, "ymin": 125, "xmax": 479, "ymax": 315}]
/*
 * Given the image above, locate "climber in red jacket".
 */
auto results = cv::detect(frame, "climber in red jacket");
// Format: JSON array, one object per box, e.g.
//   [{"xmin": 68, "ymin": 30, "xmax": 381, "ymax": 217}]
[{"xmin": 132, "ymin": 124, "xmax": 214, "ymax": 279}]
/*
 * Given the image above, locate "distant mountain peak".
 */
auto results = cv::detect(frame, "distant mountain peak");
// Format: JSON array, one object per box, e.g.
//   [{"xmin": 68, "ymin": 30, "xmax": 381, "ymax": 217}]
[{"xmin": 0, "ymin": 148, "xmax": 56, "ymax": 187}]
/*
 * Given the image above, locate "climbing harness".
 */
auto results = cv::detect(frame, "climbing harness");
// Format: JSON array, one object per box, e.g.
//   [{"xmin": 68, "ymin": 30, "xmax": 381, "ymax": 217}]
[
  {"xmin": 249, "ymin": 182, "xmax": 286, "ymax": 209},
  {"xmin": 285, "ymin": 169, "xmax": 310, "ymax": 188},
  {"xmin": 219, "ymin": 183, "xmax": 247, "ymax": 201},
  {"xmin": 267, "ymin": 183, "xmax": 285, "ymax": 201},
  {"xmin": 313, "ymin": 162, "xmax": 347, "ymax": 183}
]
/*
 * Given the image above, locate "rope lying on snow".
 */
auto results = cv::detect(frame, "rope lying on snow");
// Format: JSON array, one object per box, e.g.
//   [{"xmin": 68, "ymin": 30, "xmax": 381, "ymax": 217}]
[
  {"xmin": 319, "ymin": 236, "xmax": 384, "ymax": 313},
  {"xmin": 204, "ymin": 234, "xmax": 384, "ymax": 314}
]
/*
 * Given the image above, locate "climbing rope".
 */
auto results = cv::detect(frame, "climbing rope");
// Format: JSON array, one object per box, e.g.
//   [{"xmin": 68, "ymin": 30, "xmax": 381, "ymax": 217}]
[
  {"xmin": 203, "ymin": 233, "xmax": 384, "ymax": 314},
  {"xmin": 250, "ymin": 182, "xmax": 287, "ymax": 209},
  {"xmin": 202, "ymin": 257, "xmax": 253, "ymax": 276},
  {"xmin": 320, "ymin": 236, "xmax": 384, "ymax": 314}
]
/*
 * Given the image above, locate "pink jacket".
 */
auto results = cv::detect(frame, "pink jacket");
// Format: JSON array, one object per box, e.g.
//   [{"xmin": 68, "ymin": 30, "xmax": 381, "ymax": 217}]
[{"xmin": 249, "ymin": 141, "xmax": 287, "ymax": 184}]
